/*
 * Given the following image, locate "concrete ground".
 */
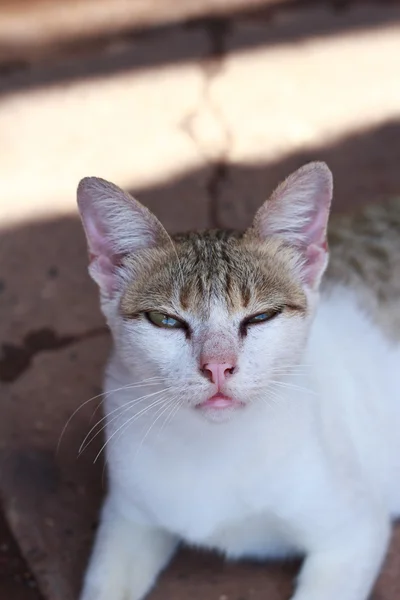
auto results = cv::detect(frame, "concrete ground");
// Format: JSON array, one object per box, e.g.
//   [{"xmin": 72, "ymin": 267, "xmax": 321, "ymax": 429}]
[
  {"xmin": 0, "ymin": 512, "xmax": 41, "ymax": 600},
  {"xmin": 0, "ymin": 1, "xmax": 400, "ymax": 599}
]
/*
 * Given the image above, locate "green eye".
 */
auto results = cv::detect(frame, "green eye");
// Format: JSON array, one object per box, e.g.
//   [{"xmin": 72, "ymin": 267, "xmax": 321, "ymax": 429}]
[
  {"xmin": 246, "ymin": 310, "xmax": 280, "ymax": 325},
  {"xmin": 146, "ymin": 311, "xmax": 185, "ymax": 329}
]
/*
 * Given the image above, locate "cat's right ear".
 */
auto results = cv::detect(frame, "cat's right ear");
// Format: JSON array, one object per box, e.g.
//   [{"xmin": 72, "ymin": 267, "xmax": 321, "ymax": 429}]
[
  {"xmin": 249, "ymin": 162, "xmax": 333, "ymax": 289},
  {"xmin": 77, "ymin": 177, "xmax": 169, "ymax": 296}
]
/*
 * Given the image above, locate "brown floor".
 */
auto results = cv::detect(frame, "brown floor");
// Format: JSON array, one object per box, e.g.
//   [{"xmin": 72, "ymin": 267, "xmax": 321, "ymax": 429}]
[
  {"xmin": 1, "ymin": 1, "xmax": 400, "ymax": 599},
  {"xmin": 0, "ymin": 512, "xmax": 42, "ymax": 600}
]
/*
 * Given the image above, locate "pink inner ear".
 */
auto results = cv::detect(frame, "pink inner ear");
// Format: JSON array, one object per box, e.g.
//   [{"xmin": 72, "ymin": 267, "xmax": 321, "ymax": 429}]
[
  {"xmin": 85, "ymin": 214, "xmax": 114, "ymax": 260},
  {"xmin": 296, "ymin": 204, "xmax": 330, "ymax": 287},
  {"xmin": 300, "ymin": 203, "xmax": 329, "ymax": 249},
  {"xmin": 302, "ymin": 243, "xmax": 328, "ymax": 287},
  {"xmin": 82, "ymin": 206, "xmax": 124, "ymax": 294},
  {"xmin": 89, "ymin": 255, "xmax": 119, "ymax": 295}
]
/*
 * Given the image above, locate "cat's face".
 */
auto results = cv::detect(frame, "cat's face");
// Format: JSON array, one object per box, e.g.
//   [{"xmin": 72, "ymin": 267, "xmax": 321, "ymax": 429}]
[
  {"xmin": 115, "ymin": 232, "xmax": 310, "ymax": 422},
  {"xmin": 77, "ymin": 163, "xmax": 332, "ymax": 422}
]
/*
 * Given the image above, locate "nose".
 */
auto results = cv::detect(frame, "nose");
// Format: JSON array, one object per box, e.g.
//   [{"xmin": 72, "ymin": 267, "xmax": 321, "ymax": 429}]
[{"xmin": 201, "ymin": 362, "xmax": 236, "ymax": 386}]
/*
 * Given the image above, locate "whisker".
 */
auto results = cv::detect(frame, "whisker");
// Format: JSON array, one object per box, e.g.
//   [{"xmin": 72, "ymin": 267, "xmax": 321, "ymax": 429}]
[
  {"xmin": 88, "ymin": 378, "xmax": 167, "ymax": 423},
  {"xmin": 108, "ymin": 394, "xmax": 173, "ymax": 452},
  {"xmin": 158, "ymin": 397, "xmax": 183, "ymax": 438},
  {"xmin": 133, "ymin": 398, "xmax": 176, "ymax": 461},
  {"xmin": 261, "ymin": 388, "xmax": 281, "ymax": 406},
  {"xmin": 88, "ymin": 378, "xmax": 204, "ymax": 427},
  {"xmin": 271, "ymin": 366, "xmax": 311, "ymax": 375},
  {"xmin": 57, "ymin": 376, "xmax": 166, "ymax": 453},
  {"xmin": 269, "ymin": 380, "xmax": 317, "ymax": 396},
  {"xmin": 133, "ymin": 398, "xmax": 185, "ymax": 488},
  {"xmin": 78, "ymin": 387, "xmax": 170, "ymax": 455},
  {"xmin": 93, "ymin": 395, "xmax": 170, "ymax": 463},
  {"xmin": 81, "ymin": 393, "xmax": 169, "ymax": 457}
]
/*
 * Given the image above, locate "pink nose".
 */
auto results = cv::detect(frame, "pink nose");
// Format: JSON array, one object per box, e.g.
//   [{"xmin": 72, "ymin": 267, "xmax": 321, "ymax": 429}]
[{"xmin": 201, "ymin": 362, "xmax": 236, "ymax": 386}]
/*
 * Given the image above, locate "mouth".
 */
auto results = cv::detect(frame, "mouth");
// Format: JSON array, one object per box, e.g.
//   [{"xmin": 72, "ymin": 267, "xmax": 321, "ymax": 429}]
[{"xmin": 196, "ymin": 393, "xmax": 244, "ymax": 411}]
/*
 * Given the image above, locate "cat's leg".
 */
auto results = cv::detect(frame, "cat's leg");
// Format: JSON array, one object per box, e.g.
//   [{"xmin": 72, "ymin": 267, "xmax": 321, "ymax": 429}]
[
  {"xmin": 80, "ymin": 496, "xmax": 178, "ymax": 600},
  {"xmin": 290, "ymin": 512, "xmax": 390, "ymax": 600}
]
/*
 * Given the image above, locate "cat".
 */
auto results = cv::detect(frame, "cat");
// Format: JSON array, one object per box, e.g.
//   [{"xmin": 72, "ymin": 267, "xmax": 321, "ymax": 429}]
[{"xmin": 77, "ymin": 162, "xmax": 400, "ymax": 600}]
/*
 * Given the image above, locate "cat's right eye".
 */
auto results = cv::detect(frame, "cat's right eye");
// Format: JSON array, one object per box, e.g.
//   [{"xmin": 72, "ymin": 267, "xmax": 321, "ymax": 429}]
[{"xmin": 146, "ymin": 311, "xmax": 186, "ymax": 329}]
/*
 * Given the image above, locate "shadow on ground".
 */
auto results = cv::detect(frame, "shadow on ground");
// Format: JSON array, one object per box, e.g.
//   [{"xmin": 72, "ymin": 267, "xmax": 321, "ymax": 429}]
[
  {"xmin": 1, "ymin": 1, "xmax": 399, "ymax": 95},
  {"xmin": 132, "ymin": 118, "xmax": 400, "ymax": 230},
  {"xmin": 1, "ymin": 119, "xmax": 400, "ymax": 600}
]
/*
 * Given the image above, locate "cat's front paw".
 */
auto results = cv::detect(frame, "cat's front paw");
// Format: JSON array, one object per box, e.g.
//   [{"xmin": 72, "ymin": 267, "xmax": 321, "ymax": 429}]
[
  {"xmin": 81, "ymin": 551, "xmax": 171, "ymax": 600},
  {"xmin": 80, "ymin": 568, "xmax": 147, "ymax": 600},
  {"xmin": 81, "ymin": 580, "xmax": 129, "ymax": 600},
  {"xmin": 80, "ymin": 499, "xmax": 178, "ymax": 600}
]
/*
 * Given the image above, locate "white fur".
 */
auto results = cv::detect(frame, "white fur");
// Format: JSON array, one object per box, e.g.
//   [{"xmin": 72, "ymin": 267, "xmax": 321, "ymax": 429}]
[{"xmin": 80, "ymin": 286, "xmax": 399, "ymax": 600}]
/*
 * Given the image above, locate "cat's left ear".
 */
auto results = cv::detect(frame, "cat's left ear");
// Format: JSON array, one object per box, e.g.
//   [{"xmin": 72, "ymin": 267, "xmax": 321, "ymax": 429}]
[
  {"xmin": 250, "ymin": 161, "xmax": 333, "ymax": 289},
  {"xmin": 77, "ymin": 177, "xmax": 170, "ymax": 296}
]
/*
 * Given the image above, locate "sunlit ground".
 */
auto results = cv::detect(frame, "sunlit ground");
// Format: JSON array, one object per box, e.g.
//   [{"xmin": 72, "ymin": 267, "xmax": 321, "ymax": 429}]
[{"xmin": 0, "ymin": 4, "xmax": 399, "ymax": 225}]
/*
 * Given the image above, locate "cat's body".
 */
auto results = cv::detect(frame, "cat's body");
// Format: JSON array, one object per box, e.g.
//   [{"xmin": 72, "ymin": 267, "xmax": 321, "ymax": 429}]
[{"xmin": 77, "ymin": 164, "xmax": 400, "ymax": 600}]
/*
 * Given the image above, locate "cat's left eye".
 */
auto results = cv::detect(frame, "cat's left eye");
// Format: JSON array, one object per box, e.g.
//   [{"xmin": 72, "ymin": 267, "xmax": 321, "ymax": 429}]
[
  {"xmin": 245, "ymin": 309, "xmax": 281, "ymax": 325},
  {"xmin": 146, "ymin": 311, "xmax": 185, "ymax": 329}
]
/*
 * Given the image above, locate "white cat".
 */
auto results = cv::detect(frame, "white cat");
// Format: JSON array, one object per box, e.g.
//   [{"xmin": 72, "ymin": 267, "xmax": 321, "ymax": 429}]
[{"xmin": 77, "ymin": 162, "xmax": 400, "ymax": 600}]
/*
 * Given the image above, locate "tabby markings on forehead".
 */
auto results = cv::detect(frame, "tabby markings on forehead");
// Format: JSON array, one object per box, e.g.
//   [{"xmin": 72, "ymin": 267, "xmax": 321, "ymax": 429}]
[{"xmin": 121, "ymin": 229, "xmax": 308, "ymax": 319}]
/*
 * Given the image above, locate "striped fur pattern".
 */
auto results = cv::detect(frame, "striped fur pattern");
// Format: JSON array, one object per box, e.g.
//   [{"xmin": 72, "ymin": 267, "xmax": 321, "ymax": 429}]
[{"xmin": 121, "ymin": 230, "xmax": 307, "ymax": 322}]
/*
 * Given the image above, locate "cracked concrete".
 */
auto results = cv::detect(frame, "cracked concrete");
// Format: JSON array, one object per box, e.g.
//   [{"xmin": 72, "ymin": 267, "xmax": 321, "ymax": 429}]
[
  {"xmin": 1, "ymin": 2, "xmax": 400, "ymax": 599},
  {"xmin": 207, "ymin": 4, "xmax": 400, "ymax": 227},
  {"xmin": 0, "ymin": 1, "xmax": 395, "ymax": 66},
  {"xmin": 180, "ymin": 17, "xmax": 232, "ymax": 227},
  {"xmin": 0, "ymin": 26, "xmax": 213, "ymax": 227},
  {"xmin": 0, "ymin": 337, "xmax": 110, "ymax": 600},
  {"xmin": 177, "ymin": 3, "xmax": 400, "ymax": 230},
  {"xmin": 0, "ymin": 0, "xmax": 292, "ymax": 63},
  {"xmin": 0, "ymin": 326, "xmax": 108, "ymax": 383}
]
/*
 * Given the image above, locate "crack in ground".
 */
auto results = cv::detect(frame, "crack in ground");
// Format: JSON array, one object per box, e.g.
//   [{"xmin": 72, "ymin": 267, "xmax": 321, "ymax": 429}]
[
  {"xmin": 207, "ymin": 161, "xmax": 229, "ymax": 229},
  {"xmin": 0, "ymin": 326, "xmax": 109, "ymax": 383},
  {"xmin": 181, "ymin": 17, "xmax": 232, "ymax": 229},
  {"xmin": 203, "ymin": 18, "xmax": 232, "ymax": 229},
  {"xmin": 180, "ymin": 1, "xmax": 382, "ymax": 229}
]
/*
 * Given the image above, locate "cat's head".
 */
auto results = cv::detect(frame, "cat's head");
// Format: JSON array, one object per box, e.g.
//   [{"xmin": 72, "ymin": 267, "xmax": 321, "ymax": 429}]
[{"xmin": 77, "ymin": 163, "xmax": 332, "ymax": 422}]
